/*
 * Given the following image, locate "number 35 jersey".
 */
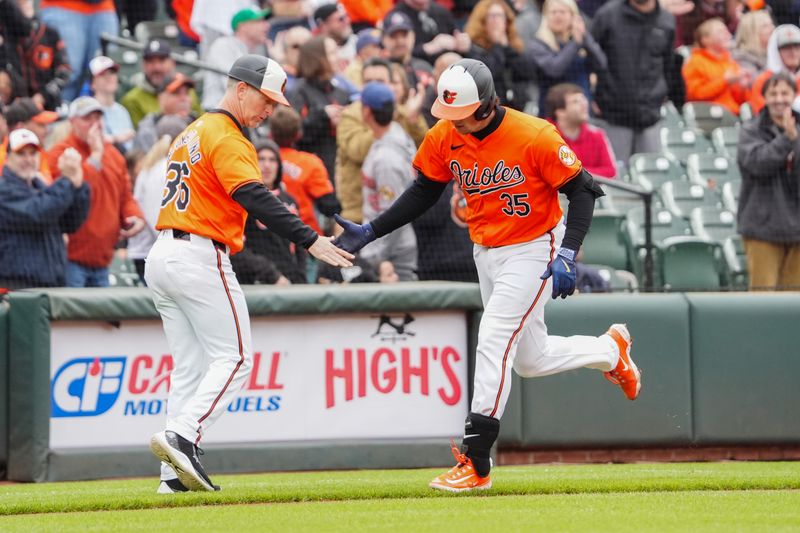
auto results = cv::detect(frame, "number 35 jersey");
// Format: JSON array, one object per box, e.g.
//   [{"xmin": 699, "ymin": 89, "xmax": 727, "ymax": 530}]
[
  {"xmin": 413, "ymin": 107, "xmax": 582, "ymax": 248},
  {"xmin": 155, "ymin": 112, "xmax": 262, "ymax": 254}
]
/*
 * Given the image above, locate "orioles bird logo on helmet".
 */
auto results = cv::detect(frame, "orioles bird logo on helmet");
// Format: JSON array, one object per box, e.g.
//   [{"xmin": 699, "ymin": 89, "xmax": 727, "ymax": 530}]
[{"xmin": 443, "ymin": 89, "xmax": 458, "ymax": 104}]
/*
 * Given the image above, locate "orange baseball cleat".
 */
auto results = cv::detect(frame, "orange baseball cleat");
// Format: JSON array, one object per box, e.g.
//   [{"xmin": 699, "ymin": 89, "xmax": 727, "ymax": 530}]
[
  {"xmin": 604, "ymin": 324, "xmax": 642, "ymax": 400},
  {"xmin": 429, "ymin": 441, "xmax": 492, "ymax": 493}
]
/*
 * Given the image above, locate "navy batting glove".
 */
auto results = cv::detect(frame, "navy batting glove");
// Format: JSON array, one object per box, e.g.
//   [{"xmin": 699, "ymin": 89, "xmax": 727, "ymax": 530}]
[
  {"xmin": 540, "ymin": 247, "xmax": 577, "ymax": 299},
  {"xmin": 332, "ymin": 214, "xmax": 376, "ymax": 254}
]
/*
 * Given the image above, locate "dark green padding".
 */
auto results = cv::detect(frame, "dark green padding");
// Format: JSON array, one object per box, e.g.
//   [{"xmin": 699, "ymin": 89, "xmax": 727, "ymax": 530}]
[
  {"xmin": 44, "ymin": 283, "xmax": 484, "ymax": 320},
  {"xmin": 519, "ymin": 294, "xmax": 693, "ymax": 447},
  {"xmin": 689, "ymin": 294, "xmax": 800, "ymax": 444},
  {"xmin": 0, "ymin": 298, "xmax": 9, "ymax": 479},
  {"xmin": 7, "ymin": 292, "xmax": 52, "ymax": 482}
]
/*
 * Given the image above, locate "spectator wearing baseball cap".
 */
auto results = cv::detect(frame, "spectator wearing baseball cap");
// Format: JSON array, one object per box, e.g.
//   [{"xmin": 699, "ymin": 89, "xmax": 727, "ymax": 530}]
[
  {"xmin": 88, "ymin": 56, "xmax": 135, "ymax": 154},
  {"xmin": 121, "ymin": 39, "xmax": 203, "ymax": 127},
  {"xmin": 0, "ymin": 129, "xmax": 90, "ymax": 289},
  {"xmin": 313, "ymin": 3, "xmax": 356, "ymax": 62},
  {"xmin": 0, "ymin": 98, "xmax": 60, "ymax": 181},
  {"xmin": 134, "ymin": 73, "xmax": 198, "ymax": 153},
  {"xmin": 386, "ymin": 0, "xmax": 466, "ymax": 64},
  {"xmin": 358, "ymin": 81, "xmax": 419, "ymax": 281},
  {"xmin": 381, "ymin": 11, "xmax": 434, "ymax": 90},
  {"xmin": 344, "ymin": 28, "xmax": 383, "ymax": 88},
  {"xmin": 47, "ymin": 94, "xmax": 145, "ymax": 287},
  {"xmin": 750, "ymin": 24, "xmax": 800, "ymax": 114},
  {"xmin": 200, "ymin": 6, "xmax": 271, "ymax": 110}
]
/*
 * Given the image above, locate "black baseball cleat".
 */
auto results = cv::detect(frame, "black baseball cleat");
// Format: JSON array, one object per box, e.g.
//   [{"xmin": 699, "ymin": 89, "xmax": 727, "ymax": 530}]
[{"xmin": 150, "ymin": 430, "xmax": 218, "ymax": 492}]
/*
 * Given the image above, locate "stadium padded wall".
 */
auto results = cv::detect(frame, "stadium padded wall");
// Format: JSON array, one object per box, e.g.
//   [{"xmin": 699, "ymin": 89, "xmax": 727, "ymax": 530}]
[
  {"xmin": 688, "ymin": 294, "xmax": 800, "ymax": 444},
  {"xmin": 4, "ymin": 287, "xmax": 800, "ymax": 482},
  {"xmin": 0, "ymin": 297, "xmax": 8, "ymax": 479}
]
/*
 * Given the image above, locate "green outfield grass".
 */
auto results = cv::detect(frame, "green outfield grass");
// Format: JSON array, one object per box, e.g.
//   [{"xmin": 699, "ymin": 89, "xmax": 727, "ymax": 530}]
[{"xmin": 1, "ymin": 462, "xmax": 799, "ymax": 532}]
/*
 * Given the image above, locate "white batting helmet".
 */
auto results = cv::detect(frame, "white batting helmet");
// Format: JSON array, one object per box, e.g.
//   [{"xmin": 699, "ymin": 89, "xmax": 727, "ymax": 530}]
[{"xmin": 431, "ymin": 58, "xmax": 497, "ymax": 121}]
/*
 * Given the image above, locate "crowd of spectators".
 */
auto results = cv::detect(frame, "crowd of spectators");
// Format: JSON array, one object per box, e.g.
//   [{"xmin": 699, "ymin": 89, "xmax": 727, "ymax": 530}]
[{"xmin": 0, "ymin": 0, "xmax": 797, "ymax": 291}]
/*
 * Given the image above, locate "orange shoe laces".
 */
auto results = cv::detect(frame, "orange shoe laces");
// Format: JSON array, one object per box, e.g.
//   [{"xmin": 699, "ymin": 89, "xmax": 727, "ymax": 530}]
[{"xmin": 449, "ymin": 439, "xmax": 470, "ymax": 469}]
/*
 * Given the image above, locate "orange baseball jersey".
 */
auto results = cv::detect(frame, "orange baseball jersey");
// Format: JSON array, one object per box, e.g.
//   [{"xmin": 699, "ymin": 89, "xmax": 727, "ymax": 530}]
[
  {"xmin": 156, "ymin": 112, "xmax": 262, "ymax": 253},
  {"xmin": 413, "ymin": 108, "xmax": 582, "ymax": 247},
  {"xmin": 279, "ymin": 147, "xmax": 334, "ymax": 234}
]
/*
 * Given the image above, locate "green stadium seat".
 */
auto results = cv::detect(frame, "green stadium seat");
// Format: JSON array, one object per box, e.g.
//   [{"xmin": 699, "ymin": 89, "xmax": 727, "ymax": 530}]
[
  {"xmin": 660, "ymin": 127, "xmax": 713, "ymax": 164},
  {"xmin": 106, "ymin": 48, "xmax": 141, "ymax": 95},
  {"xmin": 660, "ymin": 101, "xmax": 685, "ymax": 129},
  {"xmin": 582, "ymin": 210, "xmax": 630, "ymax": 271},
  {"xmin": 682, "ymin": 102, "xmax": 739, "ymax": 137},
  {"xmin": 686, "ymin": 153, "xmax": 740, "ymax": 189},
  {"xmin": 626, "ymin": 206, "xmax": 693, "ymax": 288},
  {"xmin": 658, "ymin": 236, "xmax": 727, "ymax": 291},
  {"xmin": 628, "ymin": 153, "xmax": 685, "ymax": 191},
  {"xmin": 722, "ymin": 235, "xmax": 747, "ymax": 290},
  {"xmin": 108, "ymin": 254, "xmax": 142, "ymax": 287},
  {"xmin": 721, "ymin": 180, "xmax": 740, "ymax": 213},
  {"xmin": 660, "ymin": 180, "xmax": 722, "ymax": 219},
  {"xmin": 626, "ymin": 206, "xmax": 693, "ymax": 247},
  {"xmin": 711, "ymin": 126, "xmax": 739, "ymax": 158},
  {"xmin": 134, "ymin": 20, "xmax": 180, "ymax": 48},
  {"xmin": 739, "ymin": 102, "xmax": 753, "ymax": 121},
  {"xmin": 690, "ymin": 206, "xmax": 737, "ymax": 242},
  {"xmin": 583, "ymin": 264, "xmax": 639, "ymax": 292}
]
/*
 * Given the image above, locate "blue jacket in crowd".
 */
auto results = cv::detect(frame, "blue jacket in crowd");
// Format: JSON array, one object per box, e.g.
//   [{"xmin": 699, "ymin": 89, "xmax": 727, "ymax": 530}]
[{"xmin": 0, "ymin": 166, "xmax": 90, "ymax": 288}]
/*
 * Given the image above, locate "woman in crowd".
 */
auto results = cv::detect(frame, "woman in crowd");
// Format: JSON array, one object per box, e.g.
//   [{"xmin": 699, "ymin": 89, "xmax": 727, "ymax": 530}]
[
  {"xmin": 527, "ymin": 0, "xmax": 607, "ymax": 116},
  {"xmin": 286, "ymin": 35, "xmax": 351, "ymax": 179},
  {"xmin": 733, "ymin": 9, "xmax": 775, "ymax": 78},
  {"xmin": 463, "ymin": 0, "xmax": 536, "ymax": 112}
]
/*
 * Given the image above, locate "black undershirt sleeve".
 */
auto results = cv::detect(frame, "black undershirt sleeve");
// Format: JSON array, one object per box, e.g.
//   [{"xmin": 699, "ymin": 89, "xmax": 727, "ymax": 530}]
[
  {"xmin": 369, "ymin": 173, "xmax": 448, "ymax": 238},
  {"xmin": 558, "ymin": 169, "xmax": 605, "ymax": 252},
  {"xmin": 232, "ymin": 182, "xmax": 319, "ymax": 249},
  {"xmin": 314, "ymin": 192, "xmax": 342, "ymax": 217}
]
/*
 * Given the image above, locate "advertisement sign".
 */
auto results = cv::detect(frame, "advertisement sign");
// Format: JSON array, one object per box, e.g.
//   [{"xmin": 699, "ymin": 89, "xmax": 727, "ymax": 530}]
[{"xmin": 49, "ymin": 312, "xmax": 468, "ymax": 449}]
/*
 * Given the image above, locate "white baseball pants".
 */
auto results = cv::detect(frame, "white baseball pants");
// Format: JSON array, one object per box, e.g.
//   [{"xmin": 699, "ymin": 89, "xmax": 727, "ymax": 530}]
[
  {"xmin": 471, "ymin": 223, "xmax": 619, "ymax": 419},
  {"xmin": 145, "ymin": 230, "xmax": 253, "ymax": 478}
]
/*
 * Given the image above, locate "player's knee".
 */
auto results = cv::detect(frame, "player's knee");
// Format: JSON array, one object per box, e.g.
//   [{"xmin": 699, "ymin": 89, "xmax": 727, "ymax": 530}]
[
  {"xmin": 513, "ymin": 359, "xmax": 541, "ymax": 378},
  {"xmin": 236, "ymin": 353, "xmax": 253, "ymax": 375}
]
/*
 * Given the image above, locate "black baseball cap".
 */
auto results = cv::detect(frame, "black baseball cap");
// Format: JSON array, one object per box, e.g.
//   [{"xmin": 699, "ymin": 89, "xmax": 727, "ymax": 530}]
[
  {"xmin": 143, "ymin": 39, "xmax": 172, "ymax": 59},
  {"xmin": 383, "ymin": 11, "xmax": 413, "ymax": 35}
]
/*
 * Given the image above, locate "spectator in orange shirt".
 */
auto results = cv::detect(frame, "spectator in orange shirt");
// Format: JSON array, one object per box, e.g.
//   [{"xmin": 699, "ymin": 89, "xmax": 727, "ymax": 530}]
[
  {"xmin": 683, "ymin": 18, "xmax": 752, "ymax": 115},
  {"xmin": 269, "ymin": 105, "xmax": 341, "ymax": 236},
  {"xmin": 47, "ymin": 97, "xmax": 145, "ymax": 287}
]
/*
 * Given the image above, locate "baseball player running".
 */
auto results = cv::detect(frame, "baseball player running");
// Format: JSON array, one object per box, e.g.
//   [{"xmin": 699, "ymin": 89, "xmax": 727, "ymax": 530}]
[
  {"xmin": 334, "ymin": 59, "xmax": 641, "ymax": 492},
  {"xmin": 146, "ymin": 55, "xmax": 353, "ymax": 493}
]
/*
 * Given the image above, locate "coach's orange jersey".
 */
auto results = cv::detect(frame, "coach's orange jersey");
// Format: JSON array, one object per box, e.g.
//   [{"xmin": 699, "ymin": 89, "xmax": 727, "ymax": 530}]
[
  {"xmin": 413, "ymin": 108, "xmax": 581, "ymax": 247},
  {"xmin": 156, "ymin": 112, "xmax": 262, "ymax": 253}
]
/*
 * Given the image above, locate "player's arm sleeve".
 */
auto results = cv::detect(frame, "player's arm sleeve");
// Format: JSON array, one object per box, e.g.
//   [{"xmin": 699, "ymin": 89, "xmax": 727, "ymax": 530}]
[
  {"xmin": 232, "ymin": 182, "xmax": 319, "ymax": 249},
  {"xmin": 314, "ymin": 192, "xmax": 341, "ymax": 216},
  {"xmin": 558, "ymin": 168, "xmax": 605, "ymax": 252},
  {"xmin": 369, "ymin": 172, "xmax": 448, "ymax": 238}
]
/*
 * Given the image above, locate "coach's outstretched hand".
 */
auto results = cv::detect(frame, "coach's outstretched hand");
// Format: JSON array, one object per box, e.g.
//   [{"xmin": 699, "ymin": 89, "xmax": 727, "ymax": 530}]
[
  {"xmin": 541, "ymin": 248, "xmax": 577, "ymax": 299},
  {"xmin": 308, "ymin": 236, "xmax": 355, "ymax": 268},
  {"xmin": 332, "ymin": 214, "xmax": 376, "ymax": 254}
]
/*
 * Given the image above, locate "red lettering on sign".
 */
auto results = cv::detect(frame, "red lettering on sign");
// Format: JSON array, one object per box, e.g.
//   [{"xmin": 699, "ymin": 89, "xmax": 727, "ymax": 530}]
[
  {"xmin": 247, "ymin": 352, "xmax": 285, "ymax": 391},
  {"xmin": 325, "ymin": 346, "xmax": 462, "ymax": 408}
]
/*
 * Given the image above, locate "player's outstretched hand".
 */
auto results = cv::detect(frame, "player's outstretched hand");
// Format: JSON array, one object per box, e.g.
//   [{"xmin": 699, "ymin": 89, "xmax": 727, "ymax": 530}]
[
  {"xmin": 308, "ymin": 235, "xmax": 355, "ymax": 268},
  {"xmin": 332, "ymin": 214, "xmax": 376, "ymax": 254},
  {"xmin": 540, "ymin": 248, "xmax": 577, "ymax": 299}
]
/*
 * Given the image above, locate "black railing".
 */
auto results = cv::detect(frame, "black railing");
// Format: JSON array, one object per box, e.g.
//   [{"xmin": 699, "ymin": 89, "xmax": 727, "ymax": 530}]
[{"xmin": 99, "ymin": 33, "xmax": 227, "ymax": 75}]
